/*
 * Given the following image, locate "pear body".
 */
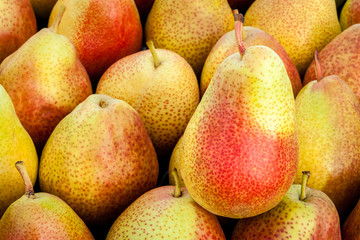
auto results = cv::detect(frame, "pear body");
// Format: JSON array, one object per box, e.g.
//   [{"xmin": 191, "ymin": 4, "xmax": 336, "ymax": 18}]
[
  {"xmin": 232, "ymin": 185, "xmax": 341, "ymax": 239},
  {"xmin": 106, "ymin": 186, "xmax": 225, "ymax": 240},
  {"xmin": 0, "ymin": 26, "xmax": 92, "ymax": 150},
  {"xmin": 244, "ymin": 0, "xmax": 341, "ymax": 75},
  {"xmin": 340, "ymin": 0, "xmax": 360, "ymax": 30},
  {"xmin": 181, "ymin": 46, "xmax": 298, "ymax": 218},
  {"xmin": 168, "ymin": 136, "xmax": 185, "ymax": 187},
  {"xmin": 0, "ymin": 0, "xmax": 37, "ymax": 63},
  {"xmin": 96, "ymin": 49, "xmax": 199, "ymax": 157},
  {"xmin": 30, "ymin": 0, "xmax": 57, "ymax": 18},
  {"xmin": 49, "ymin": 0, "xmax": 142, "ymax": 80},
  {"xmin": 342, "ymin": 198, "xmax": 360, "ymax": 239},
  {"xmin": 39, "ymin": 94, "xmax": 159, "ymax": 225},
  {"xmin": 145, "ymin": 0, "xmax": 234, "ymax": 75},
  {"xmin": 0, "ymin": 193, "xmax": 94, "ymax": 240},
  {"xmin": 200, "ymin": 27, "xmax": 301, "ymax": 97},
  {"xmin": 0, "ymin": 85, "xmax": 38, "ymax": 217},
  {"xmin": 294, "ymin": 76, "xmax": 360, "ymax": 218},
  {"xmin": 304, "ymin": 24, "xmax": 360, "ymax": 104}
]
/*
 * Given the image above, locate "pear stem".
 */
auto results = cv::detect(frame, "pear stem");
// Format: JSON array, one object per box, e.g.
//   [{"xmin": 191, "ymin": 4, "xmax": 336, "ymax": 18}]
[
  {"xmin": 314, "ymin": 50, "xmax": 323, "ymax": 81},
  {"xmin": 146, "ymin": 40, "xmax": 161, "ymax": 68},
  {"xmin": 233, "ymin": 9, "xmax": 247, "ymax": 40},
  {"xmin": 234, "ymin": 13, "xmax": 245, "ymax": 59},
  {"xmin": 49, "ymin": 5, "xmax": 66, "ymax": 33},
  {"xmin": 171, "ymin": 169, "xmax": 182, "ymax": 198},
  {"xmin": 300, "ymin": 171, "xmax": 310, "ymax": 201},
  {"xmin": 15, "ymin": 161, "xmax": 35, "ymax": 199}
]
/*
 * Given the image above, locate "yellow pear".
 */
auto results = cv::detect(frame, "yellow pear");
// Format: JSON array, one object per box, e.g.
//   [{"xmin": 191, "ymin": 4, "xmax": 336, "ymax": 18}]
[
  {"xmin": 0, "ymin": 84, "xmax": 38, "ymax": 217},
  {"xmin": 168, "ymin": 136, "xmax": 185, "ymax": 187}
]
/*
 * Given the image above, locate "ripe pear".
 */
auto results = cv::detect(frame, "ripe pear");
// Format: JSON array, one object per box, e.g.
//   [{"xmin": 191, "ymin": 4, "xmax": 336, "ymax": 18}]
[
  {"xmin": 244, "ymin": 0, "xmax": 341, "ymax": 76},
  {"xmin": 342, "ymin": 197, "xmax": 360, "ymax": 239},
  {"xmin": 201, "ymin": 16, "xmax": 301, "ymax": 97},
  {"xmin": 181, "ymin": 15, "xmax": 298, "ymax": 218},
  {"xmin": 232, "ymin": 172, "xmax": 341, "ymax": 239},
  {"xmin": 49, "ymin": 0, "xmax": 142, "ymax": 81},
  {"xmin": 30, "ymin": 0, "xmax": 57, "ymax": 18},
  {"xmin": 106, "ymin": 171, "xmax": 225, "ymax": 240},
  {"xmin": 295, "ymin": 52, "xmax": 360, "ymax": 218},
  {"xmin": 168, "ymin": 136, "xmax": 185, "ymax": 187},
  {"xmin": 39, "ymin": 94, "xmax": 159, "ymax": 226},
  {"xmin": 0, "ymin": 161, "xmax": 94, "ymax": 240},
  {"xmin": 0, "ymin": 85, "xmax": 38, "ymax": 217},
  {"xmin": 0, "ymin": 0, "xmax": 37, "ymax": 63},
  {"xmin": 145, "ymin": 0, "xmax": 234, "ymax": 75},
  {"xmin": 0, "ymin": 6, "xmax": 92, "ymax": 150},
  {"xmin": 340, "ymin": 0, "xmax": 360, "ymax": 30},
  {"xmin": 304, "ymin": 24, "xmax": 360, "ymax": 104},
  {"xmin": 96, "ymin": 41, "xmax": 199, "ymax": 157}
]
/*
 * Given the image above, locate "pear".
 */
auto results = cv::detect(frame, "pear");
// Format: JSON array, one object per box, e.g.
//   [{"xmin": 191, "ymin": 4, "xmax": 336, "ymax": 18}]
[
  {"xmin": 106, "ymin": 170, "xmax": 225, "ymax": 240},
  {"xmin": 30, "ymin": 0, "xmax": 57, "ymax": 19},
  {"xmin": 0, "ymin": 0, "xmax": 37, "ymax": 63},
  {"xmin": 244, "ymin": 0, "xmax": 341, "ymax": 76},
  {"xmin": 0, "ymin": 161, "xmax": 94, "ymax": 239},
  {"xmin": 0, "ymin": 84, "xmax": 38, "ymax": 217},
  {"xmin": 342, "ymin": 197, "xmax": 360, "ymax": 239},
  {"xmin": 96, "ymin": 41, "xmax": 199, "ymax": 157},
  {"xmin": 0, "ymin": 6, "xmax": 92, "ymax": 150},
  {"xmin": 168, "ymin": 136, "xmax": 185, "ymax": 187},
  {"xmin": 201, "ymin": 13, "xmax": 301, "ymax": 97},
  {"xmin": 49, "ymin": 0, "xmax": 142, "ymax": 81},
  {"xmin": 294, "ymin": 52, "xmax": 360, "ymax": 218},
  {"xmin": 181, "ymin": 14, "xmax": 298, "ymax": 218},
  {"xmin": 232, "ymin": 172, "xmax": 341, "ymax": 239},
  {"xmin": 145, "ymin": 0, "xmax": 234, "ymax": 75},
  {"xmin": 340, "ymin": 0, "xmax": 360, "ymax": 30},
  {"xmin": 304, "ymin": 24, "xmax": 360, "ymax": 104},
  {"xmin": 39, "ymin": 94, "xmax": 159, "ymax": 226}
]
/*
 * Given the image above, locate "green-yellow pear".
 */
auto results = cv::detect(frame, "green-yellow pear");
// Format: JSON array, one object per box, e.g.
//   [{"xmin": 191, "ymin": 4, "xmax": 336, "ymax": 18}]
[
  {"xmin": 0, "ymin": 0, "xmax": 37, "ymax": 63},
  {"xmin": 39, "ymin": 94, "xmax": 159, "ymax": 226},
  {"xmin": 244, "ymin": 0, "xmax": 341, "ymax": 76},
  {"xmin": 181, "ymin": 14, "xmax": 298, "ymax": 218},
  {"xmin": 30, "ymin": 0, "xmax": 57, "ymax": 18},
  {"xmin": 145, "ymin": 0, "xmax": 234, "ymax": 75},
  {"xmin": 168, "ymin": 136, "xmax": 185, "ymax": 187},
  {"xmin": 96, "ymin": 41, "xmax": 199, "ymax": 157},
  {"xmin": 0, "ymin": 6, "xmax": 92, "ymax": 150},
  {"xmin": 0, "ymin": 161, "xmax": 94, "ymax": 240},
  {"xmin": 0, "ymin": 84, "xmax": 38, "ymax": 217},
  {"xmin": 232, "ymin": 172, "xmax": 341, "ymax": 239},
  {"xmin": 294, "ymin": 52, "xmax": 360, "ymax": 218},
  {"xmin": 106, "ymin": 171, "xmax": 225, "ymax": 240}
]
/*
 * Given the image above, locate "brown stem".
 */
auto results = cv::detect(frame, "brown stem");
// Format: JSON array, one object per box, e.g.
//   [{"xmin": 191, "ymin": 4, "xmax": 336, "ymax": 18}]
[
  {"xmin": 300, "ymin": 171, "xmax": 310, "ymax": 201},
  {"xmin": 171, "ymin": 169, "xmax": 182, "ymax": 197},
  {"xmin": 49, "ymin": 5, "xmax": 66, "ymax": 33},
  {"xmin": 234, "ymin": 13, "xmax": 245, "ymax": 59},
  {"xmin": 146, "ymin": 40, "xmax": 161, "ymax": 68},
  {"xmin": 314, "ymin": 50, "xmax": 323, "ymax": 81},
  {"xmin": 15, "ymin": 161, "xmax": 35, "ymax": 199}
]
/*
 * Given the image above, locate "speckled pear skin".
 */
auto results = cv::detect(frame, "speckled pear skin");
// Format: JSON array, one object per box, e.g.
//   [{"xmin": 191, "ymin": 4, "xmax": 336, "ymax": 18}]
[
  {"xmin": 0, "ymin": 0, "xmax": 37, "ymax": 63},
  {"xmin": 106, "ymin": 186, "xmax": 226, "ymax": 240},
  {"xmin": 181, "ymin": 46, "xmax": 298, "ymax": 218},
  {"xmin": 342, "ymin": 198, "xmax": 360, "ymax": 239},
  {"xmin": 0, "ymin": 26, "xmax": 92, "ymax": 150},
  {"xmin": 145, "ymin": 0, "xmax": 234, "ymax": 75},
  {"xmin": 0, "ymin": 193, "xmax": 94, "ymax": 240},
  {"xmin": 294, "ymin": 76, "xmax": 360, "ymax": 218},
  {"xmin": 49, "ymin": 0, "xmax": 142, "ymax": 80},
  {"xmin": 200, "ymin": 27, "xmax": 301, "ymax": 97},
  {"xmin": 39, "ymin": 94, "xmax": 159, "ymax": 226},
  {"xmin": 169, "ymin": 136, "xmax": 185, "ymax": 187},
  {"xmin": 30, "ymin": 0, "xmax": 57, "ymax": 18},
  {"xmin": 0, "ymin": 85, "xmax": 38, "ymax": 217},
  {"xmin": 304, "ymin": 25, "xmax": 360, "ymax": 102},
  {"xmin": 96, "ymin": 49, "xmax": 199, "ymax": 157},
  {"xmin": 244, "ymin": 0, "xmax": 341, "ymax": 76},
  {"xmin": 231, "ymin": 185, "xmax": 341, "ymax": 239},
  {"xmin": 340, "ymin": 0, "xmax": 360, "ymax": 30}
]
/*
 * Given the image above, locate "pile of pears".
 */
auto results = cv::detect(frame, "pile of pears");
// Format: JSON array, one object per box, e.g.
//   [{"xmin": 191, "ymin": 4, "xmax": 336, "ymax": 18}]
[{"xmin": 2, "ymin": 0, "xmax": 360, "ymax": 239}]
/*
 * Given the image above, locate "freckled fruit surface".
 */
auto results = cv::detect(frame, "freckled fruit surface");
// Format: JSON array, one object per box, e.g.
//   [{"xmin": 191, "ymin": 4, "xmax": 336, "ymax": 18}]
[
  {"xmin": 181, "ymin": 46, "xmax": 298, "ymax": 218},
  {"xmin": 39, "ymin": 94, "xmax": 159, "ymax": 226},
  {"xmin": 106, "ymin": 186, "xmax": 225, "ymax": 240}
]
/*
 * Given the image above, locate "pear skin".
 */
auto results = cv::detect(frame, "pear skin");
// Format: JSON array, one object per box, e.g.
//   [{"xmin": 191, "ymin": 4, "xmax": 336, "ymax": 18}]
[
  {"xmin": 168, "ymin": 136, "xmax": 185, "ymax": 187},
  {"xmin": 181, "ymin": 44, "xmax": 298, "ymax": 218},
  {"xmin": 0, "ymin": 85, "xmax": 38, "ymax": 217},
  {"xmin": 39, "ymin": 94, "xmax": 159, "ymax": 226},
  {"xmin": 340, "ymin": 0, "xmax": 360, "ymax": 30},
  {"xmin": 342, "ymin": 198, "xmax": 360, "ymax": 239},
  {"xmin": 145, "ymin": 0, "xmax": 234, "ymax": 75},
  {"xmin": 30, "ymin": 0, "xmax": 58, "ymax": 18},
  {"xmin": 244, "ymin": 0, "xmax": 341, "ymax": 75}
]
